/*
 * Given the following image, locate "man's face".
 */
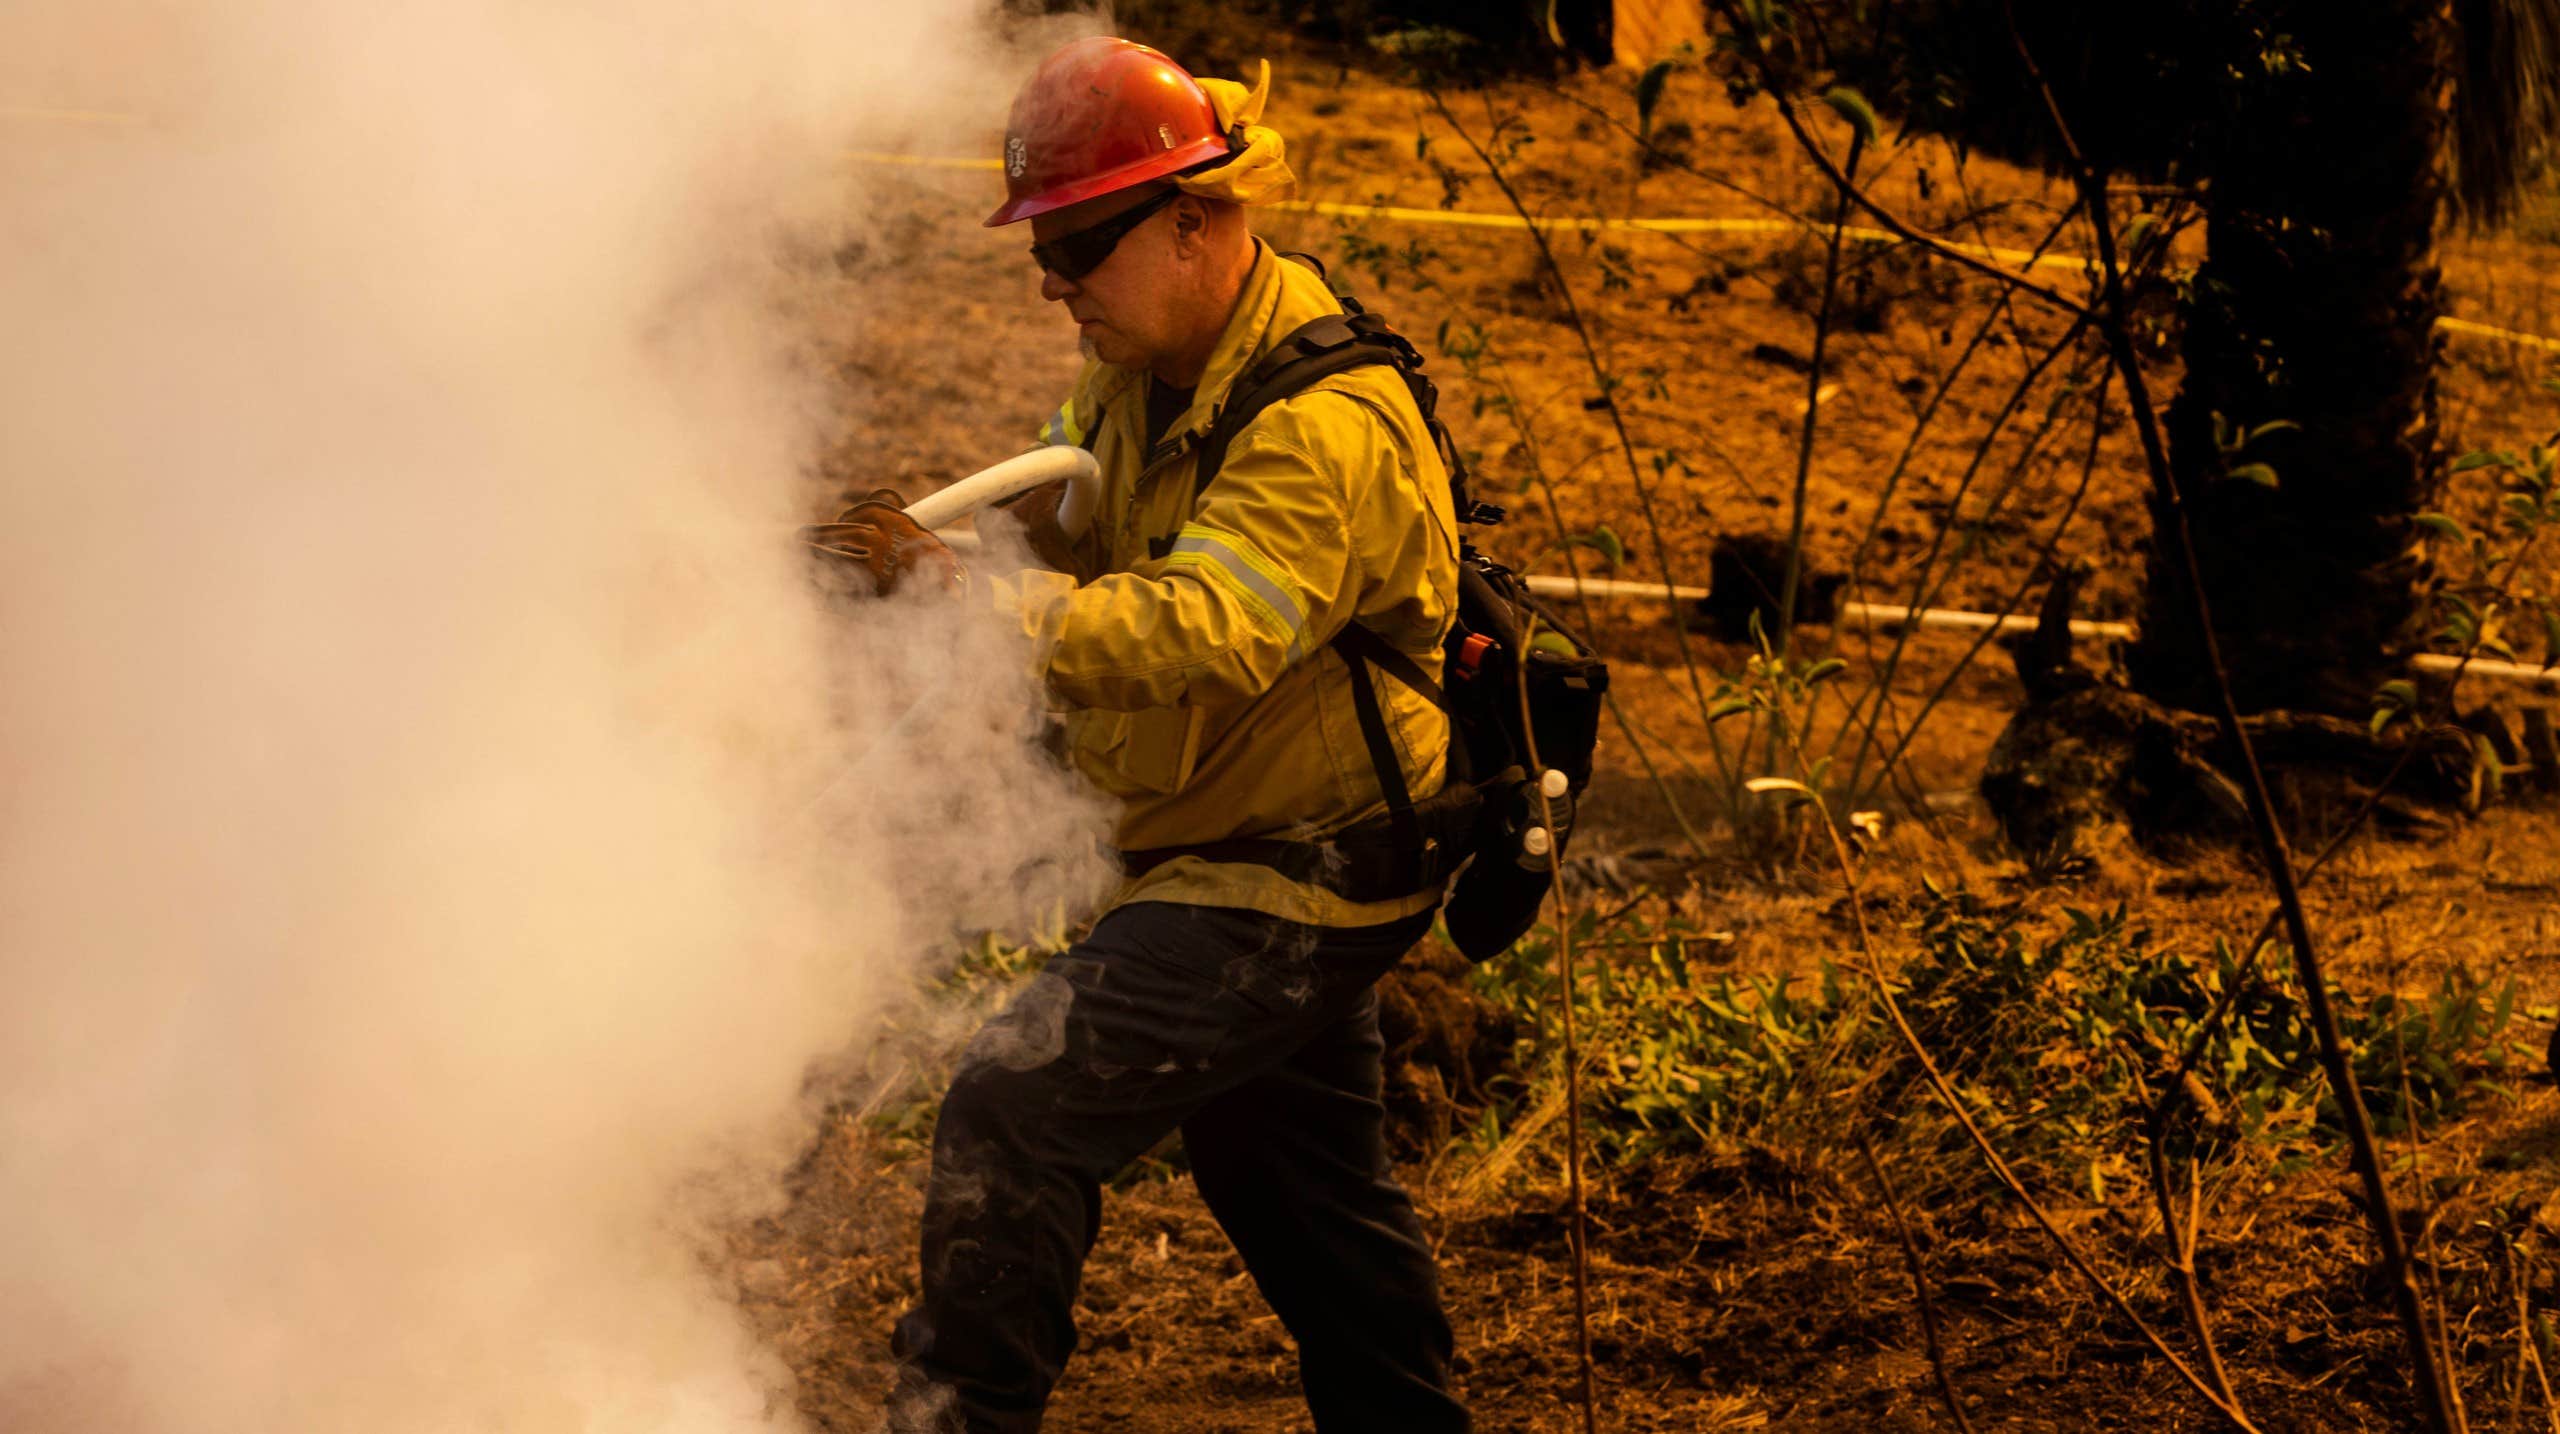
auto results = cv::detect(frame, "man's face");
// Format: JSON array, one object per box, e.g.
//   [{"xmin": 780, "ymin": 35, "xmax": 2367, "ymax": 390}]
[{"xmin": 1030, "ymin": 186, "xmax": 1189, "ymax": 371}]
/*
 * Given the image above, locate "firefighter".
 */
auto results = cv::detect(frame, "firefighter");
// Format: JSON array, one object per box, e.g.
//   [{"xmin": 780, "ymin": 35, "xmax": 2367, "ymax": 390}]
[{"xmin": 821, "ymin": 36, "xmax": 1469, "ymax": 1434}]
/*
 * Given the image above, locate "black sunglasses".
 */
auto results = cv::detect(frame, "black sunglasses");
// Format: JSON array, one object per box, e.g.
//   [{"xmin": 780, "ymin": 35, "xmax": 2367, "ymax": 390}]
[{"xmin": 1028, "ymin": 187, "xmax": 1182, "ymax": 281}]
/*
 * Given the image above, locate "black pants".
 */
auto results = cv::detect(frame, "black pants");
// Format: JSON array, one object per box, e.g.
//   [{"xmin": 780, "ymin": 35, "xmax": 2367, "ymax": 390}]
[{"xmin": 889, "ymin": 901, "xmax": 1468, "ymax": 1434}]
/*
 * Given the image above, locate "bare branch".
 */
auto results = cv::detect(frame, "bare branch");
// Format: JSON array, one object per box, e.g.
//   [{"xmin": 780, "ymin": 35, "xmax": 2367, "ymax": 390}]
[
  {"xmin": 1699, "ymin": 0, "xmax": 2092, "ymax": 318},
  {"xmin": 1775, "ymin": 746, "xmax": 2264, "ymax": 1431},
  {"xmin": 1854, "ymin": 1126, "xmax": 1979, "ymax": 1434},
  {"xmin": 1519, "ymin": 617, "xmax": 1602, "ymax": 1434},
  {"xmin": 1998, "ymin": 6, "xmax": 2461, "ymax": 1428},
  {"xmin": 1425, "ymin": 84, "xmax": 1747, "ymax": 803}
]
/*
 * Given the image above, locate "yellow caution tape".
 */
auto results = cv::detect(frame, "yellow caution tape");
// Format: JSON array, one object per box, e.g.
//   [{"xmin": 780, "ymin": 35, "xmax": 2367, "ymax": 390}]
[
  {"xmin": 841, "ymin": 152, "xmax": 2086, "ymax": 269},
  {"xmin": 1277, "ymin": 198, "xmax": 2102, "ymax": 274},
  {"xmin": 885, "ymin": 151, "xmax": 2560, "ymax": 358}
]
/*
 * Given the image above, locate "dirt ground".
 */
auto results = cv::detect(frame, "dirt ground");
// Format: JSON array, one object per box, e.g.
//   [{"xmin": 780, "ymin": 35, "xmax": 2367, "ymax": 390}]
[
  {"xmin": 741, "ymin": 796, "xmax": 2560, "ymax": 1431},
  {"xmin": 756, "ymin": 36, "xmax": 2560, "ymax": 1434}
]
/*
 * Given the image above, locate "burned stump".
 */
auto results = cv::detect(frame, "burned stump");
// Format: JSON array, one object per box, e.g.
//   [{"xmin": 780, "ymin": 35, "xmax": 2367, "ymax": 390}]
[
  {"xmin": 1980, "ymin": 576, "xmax": 2479, "ymax": 863},
  {"xmin": 1685, "ymin": 534, "xmax": 1846, "ymax": 643}
]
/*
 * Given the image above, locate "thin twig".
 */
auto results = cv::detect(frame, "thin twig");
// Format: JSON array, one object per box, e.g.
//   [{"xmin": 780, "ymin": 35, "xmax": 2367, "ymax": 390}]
[
  {"xmin": 1849, "ymin": 366, "xmax": 2117, "ymax": 810},
  {"xmin": 1426, "ymin": 88, "xmax": 1744, "ymax": 810},
  {"xmin": 1519, "ymin": 619, "xmax": 1602, "ymax": 1434},
  {"xmin": 2133, "ymin": 1064, "xmax": 2249, "ymax": 1418},
  {"xmin": 1999, "ymin": 8, "xmax": 2459, "ymax": 1428},
  {"xmin": 1854, "ymin": 1125, "xmax": 1978, "ymax": 1433},
  {"xmin": 2514, "ymin": 1243, "xmax": 2560, "ymax": 1434},
  {"xmin": 2515, "ymin": 1244, "xmax": 2558, "ymax": 1434},
  {"xmin": 2385, "ymin": 904, "xmax": 2473, "ymax": 1434},
  {"xmin": 2534, "ymin": 1327, "xmax": 2560, "ymax": 1433},
  {"xmin": 1948, "ymin": 155, "xmax": 2049, "ymax": 358},
  {"xmin": 1826, "ymin": 197, "xmax": 2087, "ymax": 627},
  {"xmin": 1771, "ymin": 758, "xmax": 2262, "ymax": 1431},
  {"xmin": 1829, "ymin": 334, "xmax": 2104, "ymax": 790},
  {"xmin": 1776, "ymin": 127, "xmax": 1864, "ymax": 655},
  {"xmin": 1538, "ymin": 75, "xmax": 1812, "ymax": 228},
  {"xmin": 1700, "ymin": 0, "xmax": 2090, "ymax": 319},
  {"xmin": 1604, "ymin": 690, "xmax": 1716, "ymax": 863},
  {"xmin": 1805, "ymin": 191, "xmax": 2104, "ymax": 766}
]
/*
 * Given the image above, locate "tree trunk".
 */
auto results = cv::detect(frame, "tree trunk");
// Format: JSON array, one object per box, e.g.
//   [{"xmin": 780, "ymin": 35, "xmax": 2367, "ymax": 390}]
[{"xmin": 2127, "ymin": 0, "xmax": 2452, "ymax": 717}]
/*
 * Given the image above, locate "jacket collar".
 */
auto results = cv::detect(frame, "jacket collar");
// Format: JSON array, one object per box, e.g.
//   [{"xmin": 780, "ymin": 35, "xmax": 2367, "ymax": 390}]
[{"xmin": 1156, "ymin": 239, "xmax": 1287, "ymax": 448}]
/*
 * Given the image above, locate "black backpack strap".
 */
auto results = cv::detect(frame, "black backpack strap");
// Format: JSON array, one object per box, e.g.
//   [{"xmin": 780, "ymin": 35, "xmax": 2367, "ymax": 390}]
[
  {"xmin": 1328, "ymin": 621, "xmax": 1461, "ymax": 898},
  {"xmin": 1189, "ymin": 312, "xmax": 1380, "ymax": 506},
  {"xmin": 1187, "ymin": 307, "xmax": 1500, "ymax": 526},
  {"xmin": 1330, "ymin": 620, "xmax": 1443, "ymax": 709},
  {"xmin": 1338, "ymin": 640, "xmax": 1418, "ymax": 887}
]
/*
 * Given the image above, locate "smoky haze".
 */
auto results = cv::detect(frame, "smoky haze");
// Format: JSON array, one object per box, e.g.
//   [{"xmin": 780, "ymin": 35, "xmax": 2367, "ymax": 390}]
[{"xmin": 0, "ymin": 2, "xmax": 1106, "ymax": 1429}]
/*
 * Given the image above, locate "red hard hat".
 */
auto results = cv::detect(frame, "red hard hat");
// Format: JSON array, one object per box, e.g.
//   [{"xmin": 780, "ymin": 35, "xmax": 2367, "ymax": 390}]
[{"xmin": 984, "ymin": 37, "xmax": 1232, "ymax": 227}]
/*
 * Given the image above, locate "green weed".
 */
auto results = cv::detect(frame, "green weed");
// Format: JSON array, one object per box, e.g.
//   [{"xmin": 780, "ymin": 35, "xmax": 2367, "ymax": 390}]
[{"xmin": 1473, "ymin": 882, "xmax": 2529, "ymax": 1197}]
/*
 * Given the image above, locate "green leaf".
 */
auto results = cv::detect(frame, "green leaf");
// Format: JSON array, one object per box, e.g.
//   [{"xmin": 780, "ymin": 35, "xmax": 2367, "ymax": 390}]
[
  {"xmin": 2377, "ymin": 679, "xmax": 2419, "ymax": 709},
  {"xmin": 2243, "ymin": 419, "xmax": 2302, "ymax": 447},
  {"xmin": 1587, "ymin": 523, "xmax": 1627, "ymax": 568},
  {"xmin": 1802, "ymin": 657, "xmax": 1848, "ymax": 685},
  {"xmin": 2226, "ymin": 462, "xmax": 2281, "ymax": 489},
  {"xmin": 1707, "ymin": 696, "xmax": 1756, "ymax": 721},
  {"xmin": 2450, "ymin": 449, "xmax": 2512, "ymax": 475},
  {"xmin": 1820, "ymin": 85, "xmax": 1881, "ymax": 147},
  {"xmin": 2540, "ymin": 604, "xmax": 2560, "ymax": 668},
  {"xmin": 2415, "ymin": 512, "xmax": 2469, "ymax": 544},
  {"xmin": 1634, "ymin": 61, "xmax": 1675, "ymax": 140}
]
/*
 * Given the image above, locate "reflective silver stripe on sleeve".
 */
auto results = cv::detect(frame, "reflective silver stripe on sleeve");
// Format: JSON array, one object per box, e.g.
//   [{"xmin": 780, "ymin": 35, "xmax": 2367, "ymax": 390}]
[{"xmin": 1165, "ymin": 532, "xmax": 1307, "ymax": 662}]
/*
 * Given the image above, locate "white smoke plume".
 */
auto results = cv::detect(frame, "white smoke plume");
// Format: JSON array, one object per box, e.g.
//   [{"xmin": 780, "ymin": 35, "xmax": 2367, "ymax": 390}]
[{"xmin": 0, "ymin": 2, "xmax": 1106, "ymax": 1429}]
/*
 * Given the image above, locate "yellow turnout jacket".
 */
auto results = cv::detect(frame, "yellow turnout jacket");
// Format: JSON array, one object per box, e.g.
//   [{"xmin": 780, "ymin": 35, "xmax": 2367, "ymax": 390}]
[{"xmin": 990, "ymin": 241, "xmax": 1461, "ymax": 927}]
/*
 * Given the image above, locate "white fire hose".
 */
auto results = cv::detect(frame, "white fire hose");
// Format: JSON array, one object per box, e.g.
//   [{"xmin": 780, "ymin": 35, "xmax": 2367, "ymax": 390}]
[
  {"xmin": 901, "ymin": 445, "xmax": 1101, "ymax": 538},
  {"xmin": 1511, "ymin": 574, "xmax": 2560, "ymax": 693},
  {"xmin": 916, "ymin": 463, "xmax": 2553, "ymax": 695}
]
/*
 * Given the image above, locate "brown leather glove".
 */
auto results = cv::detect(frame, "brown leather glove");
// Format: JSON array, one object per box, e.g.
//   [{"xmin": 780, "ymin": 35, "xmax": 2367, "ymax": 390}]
[{"xmin": 801, "ymin": 489, "xmax": 965, "ymax": 597}]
